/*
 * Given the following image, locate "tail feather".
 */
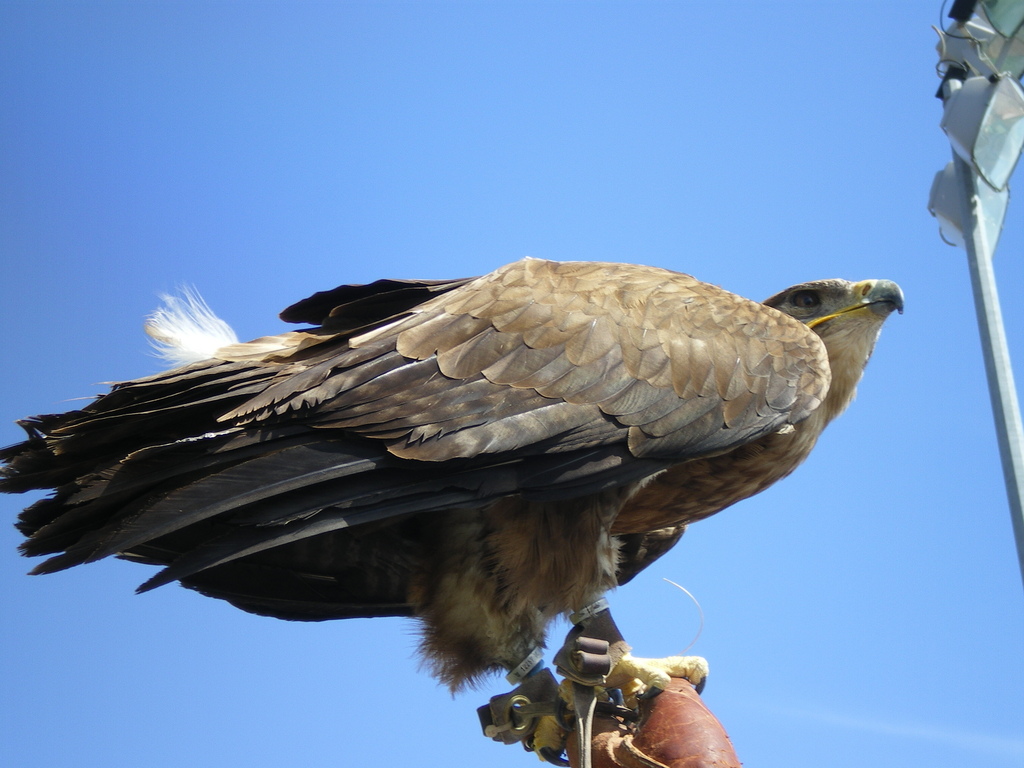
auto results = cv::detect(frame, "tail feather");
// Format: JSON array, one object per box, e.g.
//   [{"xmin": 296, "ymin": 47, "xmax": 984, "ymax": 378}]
[{"xmin": 145, "ymin": 288, "xmax": 239, "ymax": 366}]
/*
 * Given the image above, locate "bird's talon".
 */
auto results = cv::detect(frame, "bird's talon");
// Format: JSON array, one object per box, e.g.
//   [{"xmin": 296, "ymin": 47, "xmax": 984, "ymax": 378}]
[
  {"xmin": 605, "ymin": 653, "xmax": 708, "ymax": 707},
  {"xmin": 537, "ymin": 746, "xmax": 570, "ymax": 766},
  {"xmin": 531, "ymin": 713, "xmax": 570, "ymax": 763}
]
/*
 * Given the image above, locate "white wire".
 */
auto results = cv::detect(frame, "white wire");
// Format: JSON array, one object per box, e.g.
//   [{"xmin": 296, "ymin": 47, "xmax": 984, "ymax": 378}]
[{"xmin": 662, "ymin": 578, "xmax": 705, "ymax": 655}]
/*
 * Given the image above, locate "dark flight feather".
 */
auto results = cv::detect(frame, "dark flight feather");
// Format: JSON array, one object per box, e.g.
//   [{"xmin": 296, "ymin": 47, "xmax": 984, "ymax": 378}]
[{"xmin": 1, "ymin": 258, "xmax": 902, "ymax": 686}]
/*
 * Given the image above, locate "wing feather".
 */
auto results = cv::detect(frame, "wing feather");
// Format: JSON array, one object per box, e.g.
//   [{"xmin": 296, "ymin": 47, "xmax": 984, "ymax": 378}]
[{"xmin": 3, "ymin": 257, "xmax": 832, "ymax": 606}]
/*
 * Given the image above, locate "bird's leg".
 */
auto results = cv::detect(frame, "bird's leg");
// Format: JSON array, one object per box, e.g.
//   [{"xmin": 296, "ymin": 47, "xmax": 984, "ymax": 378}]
[
  {"xmin": 476, "ymin": 646, "xmax": 577, "ymax": 766},
  {"xmin": 555, "ymin": 598, "xmax": 708, "ymax": 701},
  {"xmin": 547, "ymin": 598, "xmax": 625, "ymax": 768},
  {"xmin": 548, "ymin": 598, "xmax": 709, "ymax": 765},
  {"xmin": 478, "ymin": 649, "xmax": 569, "ymax": 763},
  {"xmin": 553, "ymin": 598, "xmax": 631, "ymax": 685},
  {"xmin": 479, "ymin": 598, "xmax": 709, "ymax": 765}
]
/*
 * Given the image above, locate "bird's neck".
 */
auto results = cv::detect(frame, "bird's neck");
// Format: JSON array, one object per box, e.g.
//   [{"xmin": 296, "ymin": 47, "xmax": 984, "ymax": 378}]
[{"xmin": 816, "ymin": 321, "xmax": 884, "ymax": 426}]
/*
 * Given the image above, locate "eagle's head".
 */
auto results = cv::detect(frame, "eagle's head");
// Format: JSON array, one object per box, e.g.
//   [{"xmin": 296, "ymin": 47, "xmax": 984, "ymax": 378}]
[{"xmin": 764, "ymin": 278, "xmax": 904, "ymax": 420}]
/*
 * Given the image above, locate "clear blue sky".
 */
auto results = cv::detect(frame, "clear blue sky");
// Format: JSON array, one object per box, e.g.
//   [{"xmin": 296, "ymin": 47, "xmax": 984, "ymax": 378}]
[{"xmin": 2, "ymin": 2, "xmax": 1022, "ymax": 767}]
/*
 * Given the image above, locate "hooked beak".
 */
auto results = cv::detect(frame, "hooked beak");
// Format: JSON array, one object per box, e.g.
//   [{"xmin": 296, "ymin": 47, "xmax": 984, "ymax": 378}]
[
  {"xmin": 807, "ymin": 279, "xmax": 904, "ymax": 329},
  {"xmin": 860, "ymin": 279, "xmax": 904, "ymax": 317}
]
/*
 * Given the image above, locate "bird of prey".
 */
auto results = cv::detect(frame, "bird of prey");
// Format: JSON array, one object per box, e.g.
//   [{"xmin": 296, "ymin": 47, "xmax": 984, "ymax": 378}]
[{"xmin": 1, "ymin": 258, "xmax": 901, "ymax": 757}]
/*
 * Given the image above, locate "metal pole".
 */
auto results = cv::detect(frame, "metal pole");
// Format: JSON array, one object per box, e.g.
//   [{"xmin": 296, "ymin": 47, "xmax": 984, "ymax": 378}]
[{"xmin": 953, "ymin": 155, "xmax": 1024, "ymax": 591}]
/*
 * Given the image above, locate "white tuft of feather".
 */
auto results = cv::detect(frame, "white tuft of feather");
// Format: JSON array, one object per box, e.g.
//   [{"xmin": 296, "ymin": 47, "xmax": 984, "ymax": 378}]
[{"xmin": 145, "ymin": 287, "xmax": 239, "ymax": 367}]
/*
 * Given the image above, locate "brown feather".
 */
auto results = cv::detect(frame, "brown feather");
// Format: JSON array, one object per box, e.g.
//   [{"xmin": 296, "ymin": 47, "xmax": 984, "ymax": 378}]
[{"xmin": 1, "ymin": 258, "xmax": 901, "ymax": 690}]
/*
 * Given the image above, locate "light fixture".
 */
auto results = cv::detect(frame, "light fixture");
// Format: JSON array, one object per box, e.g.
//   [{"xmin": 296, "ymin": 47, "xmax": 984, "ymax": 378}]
[
  {"xmin": 979, "ymin": 0, "xmax": 1024, "ymax": 38},
  {"xmin": 941, "ymin": 74, "xmax": 1024, "ymax": 190},
  {"xmin": 929, "ymin": 160, "xmax": 1010, "ymax": 249}
]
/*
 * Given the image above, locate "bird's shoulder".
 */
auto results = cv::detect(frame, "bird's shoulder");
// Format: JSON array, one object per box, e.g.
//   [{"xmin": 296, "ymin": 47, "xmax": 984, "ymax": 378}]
[{"xmin": 227, "ymin": 259, "xmax": 831, "ymax": 462}]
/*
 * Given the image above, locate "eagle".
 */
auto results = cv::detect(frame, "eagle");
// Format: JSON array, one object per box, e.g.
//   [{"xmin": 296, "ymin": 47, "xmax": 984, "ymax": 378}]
[{"xmin": 1, "ymin": 258, "xmax": 900, "ymax": 739}]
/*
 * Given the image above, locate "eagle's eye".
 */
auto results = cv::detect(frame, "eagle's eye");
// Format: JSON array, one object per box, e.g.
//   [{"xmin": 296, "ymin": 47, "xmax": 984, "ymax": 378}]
[{"xmin": 790, "ymin": 290, "xmax": 820, "ymax": 310}]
